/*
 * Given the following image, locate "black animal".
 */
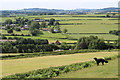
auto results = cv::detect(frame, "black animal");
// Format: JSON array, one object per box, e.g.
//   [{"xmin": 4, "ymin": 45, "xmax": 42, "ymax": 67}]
[{"xmin": 93, "ymin": 57, "xmax": 108, "ymax": 66}]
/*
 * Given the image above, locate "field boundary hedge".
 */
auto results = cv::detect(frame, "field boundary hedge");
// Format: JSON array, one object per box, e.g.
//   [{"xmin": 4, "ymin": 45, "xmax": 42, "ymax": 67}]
[
  {"xmin": 1, "ymin": 49, "xmax": 101, "ymax": 60},
  {"xmin": 66, "ymin": 33, "xmax": 109, "ymax": 34},
  {"xmin": 1, "ymin": 49, "xmax": 118, "ymax": 60},
  {"xmin": 2, "ymin": 55, "xmax": 119, "ymax": 79}
]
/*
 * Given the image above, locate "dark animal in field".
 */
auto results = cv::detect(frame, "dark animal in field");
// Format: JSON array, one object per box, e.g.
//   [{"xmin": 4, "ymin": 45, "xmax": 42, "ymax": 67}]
[{"xmin": 93, "ymin": 57, "xmax": 108, "ymax": 66}]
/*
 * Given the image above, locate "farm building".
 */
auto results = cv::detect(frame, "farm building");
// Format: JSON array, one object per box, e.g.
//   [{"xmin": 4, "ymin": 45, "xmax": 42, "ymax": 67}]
[
  {"xmin": 42, "ymin": 28, "xmax": 50, "ymax": 31},
  {"xmin": 54, "ymin": 29, "xmax": 59, "ymax": 32},
  {"xmin": 34, "ymin": 19, "xmax": 45, "ymax": 22},
  {"xmin": 54, "ymin": 40, "xmax": 61, "ymax": 45}
]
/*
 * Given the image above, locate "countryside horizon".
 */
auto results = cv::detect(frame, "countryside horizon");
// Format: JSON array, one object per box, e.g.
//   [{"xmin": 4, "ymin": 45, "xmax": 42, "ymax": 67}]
[{"xmin": 0, "ymin": 0, "xmax": 119, "ymax": 10}]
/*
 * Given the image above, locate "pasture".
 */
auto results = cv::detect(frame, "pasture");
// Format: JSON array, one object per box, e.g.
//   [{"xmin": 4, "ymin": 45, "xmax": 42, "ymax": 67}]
[
  {"xmin": 57, "ymin": 58, "xmax": 118, "ymax": 78},
  {"xmin": 60, "ymin": 24, "xmax": 118, "ymax": 33},
  {"xmin": 2, "ymin": 51, "xmax": 118, "ymax": 77}
]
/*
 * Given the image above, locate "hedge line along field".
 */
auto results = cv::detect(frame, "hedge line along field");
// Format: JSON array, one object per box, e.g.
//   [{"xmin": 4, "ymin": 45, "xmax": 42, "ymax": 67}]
[
  {"xmin": 57, "ymin": 58, "xmax": 118, "ymax": 78},
  {"xmin": 2, "ymin": 51, "xmax": 118, "ymax": 77},
  {"xmin": 6, "ymin": 36, "xmax": 76, "ymax": 43},
  {"xmin": 2, "ymin": 29, "xmax": 30, "ymax": 35},
  {"xmin": 68, "ymin": 34, "xmax": 118, "ymax": 40}
]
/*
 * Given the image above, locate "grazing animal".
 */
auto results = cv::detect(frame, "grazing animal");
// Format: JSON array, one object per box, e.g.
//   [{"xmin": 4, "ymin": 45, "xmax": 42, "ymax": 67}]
[{"xmin": 93, "ymin": 57, "xmax": 108, "ymax": 66}]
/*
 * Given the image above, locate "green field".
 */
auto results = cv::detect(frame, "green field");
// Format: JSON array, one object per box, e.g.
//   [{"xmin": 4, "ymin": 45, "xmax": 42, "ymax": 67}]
[
  {"xmin": 60, "ymin": 24, "xmax": 118, "ymax": 33},
  {"xmin": 57, "ymin": 58, "xmax": 118, "ymax": 78},
  {"xmin": 2, "ymin": 51, "xmax": 118, "ymax": 77},
  {"xmin": 59, "ymin": 19, "xmax": 117, "ymax": 24},
  {"xmin": 1, "ymin": 14, "xmax": 118, "ymax": 42}
]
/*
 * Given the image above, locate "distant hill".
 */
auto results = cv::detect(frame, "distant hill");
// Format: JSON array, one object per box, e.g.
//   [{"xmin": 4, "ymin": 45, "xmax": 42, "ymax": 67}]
[
  {"xmin": 19, "ymin": 7, "xmax": 118, "ymax": 13},
  {"xmin": 0, "ymin": 7, "xmax": 119, "ymax": 16},
  {"xmin": 73, "ymin": 7, "xmax": 118, "ymax": 13},
  {"xmin": 22, "ymin": 8, "xmax": 65, "ymax": 12}
]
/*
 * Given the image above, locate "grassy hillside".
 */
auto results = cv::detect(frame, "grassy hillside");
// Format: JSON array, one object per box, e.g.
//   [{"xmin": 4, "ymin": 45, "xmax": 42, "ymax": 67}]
[
  {"xmin": 57, "ymin": 58, "xmax": 118, "ymax": 78},
  {"xmin": 2, "ymin": 51, "xmax": 118, "ymax": 77}
]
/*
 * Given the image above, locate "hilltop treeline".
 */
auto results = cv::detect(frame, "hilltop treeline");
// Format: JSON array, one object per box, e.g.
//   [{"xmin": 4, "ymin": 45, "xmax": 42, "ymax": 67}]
[{"xmin": 1, "ymin": 7, "xmax": 118, "ymax": 17}]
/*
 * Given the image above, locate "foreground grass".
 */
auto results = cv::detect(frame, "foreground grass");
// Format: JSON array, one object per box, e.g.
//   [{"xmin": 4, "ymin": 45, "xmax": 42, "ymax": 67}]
[
  {"xmin": 2, "ymin": 51, "xmax": 118, "ymax": 77},
  {"xmin": 57, "ymin": 58, "xmax": 118, "ymax": 78}
]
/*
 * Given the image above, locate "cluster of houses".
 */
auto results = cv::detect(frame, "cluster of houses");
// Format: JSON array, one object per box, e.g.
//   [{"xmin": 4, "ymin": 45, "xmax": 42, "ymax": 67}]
[
  {"xmin": 42, "ymin": 28, "xmax": 59, "ymax": 32},
  {"xmin": 1, "ymin": 24, "xmax": 29, "ymax": 30},
  {"xmin": 34, "ymin": 19, "xmax": 49, "ymax": 22}
]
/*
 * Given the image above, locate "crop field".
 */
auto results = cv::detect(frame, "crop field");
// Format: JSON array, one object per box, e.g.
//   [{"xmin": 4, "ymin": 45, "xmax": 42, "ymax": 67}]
[
  {"xmin": 2, "ymin": 51, "xmax": 118, "ymax": 77},
  {"xmin": 57, "ymin": 58, "xmax": 118, "ymax": 78}
]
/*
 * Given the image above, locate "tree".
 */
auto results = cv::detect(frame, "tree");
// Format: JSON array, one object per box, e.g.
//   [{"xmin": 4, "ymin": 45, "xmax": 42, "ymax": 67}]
[
  {"xmin": 15, "ymin": 28, "xmax": 21, "ymax": 31},
  {"xmin": 106, "ymin": 14, "xmax": 110, "ymax": 17},
  {"xmin": 29, "ymin": 29, "xmax": 39, "ymax": 36},
  {"xmin": 30, "ymin": 21, "xmax": 40, "ymax": 29},
  {"xmin": 113, "ymin": 13, "xmax": 116, "ymax": 16},
  {"xmin": 7, "ymin": 29, "xmax": 13, "ymax": 33},
  {"xmin": 5, "ymin": 26, "xmax": 11, "ymax": 30},
  {"xmin": 55, "ymin": 21, "xmax": 59, "ymax": 25},
  {"xmin": 50, "ymin": 28, "xmax": 54, "ymax": 33},
  {"xmin": 63, "ymin": 29, "xmax": 68, "ymax": 33},
  {"xmin": 29, "ymin": 21, "xmax": 40, "ymax": 36},
  {"xmin": 27, "ymin": 20, "xmax": 32, "ymax": 26},
  {"xmin": 41, "ymin": 22, "xmax": 46, "ymax": 28},
  {"xmin": 48, "ymin": 18, "xmax": 55, "ymax": 25},
  {"xmin": 5, "ymin": 19, "xmax": 12, "ymax": 25},
  {"xmin": 75, "ymin": 36, "xmax": 107, "ymax": 50}
]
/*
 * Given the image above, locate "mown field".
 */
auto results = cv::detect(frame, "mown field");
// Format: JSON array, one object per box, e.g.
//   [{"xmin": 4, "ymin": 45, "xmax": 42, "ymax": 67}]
[
  {"xmin": 57, "ymin": 58, "xmax": 118, "ymax": 78},
  {"xmin": 2, "ymin": 51, "xmax": 118, "ymax": 77}
]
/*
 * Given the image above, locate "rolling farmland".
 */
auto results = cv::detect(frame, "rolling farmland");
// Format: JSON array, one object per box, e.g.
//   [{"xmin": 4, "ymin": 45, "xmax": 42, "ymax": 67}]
[{"xmin": 2, "ymin": 51, "xmax": 118, "ymax": 77}]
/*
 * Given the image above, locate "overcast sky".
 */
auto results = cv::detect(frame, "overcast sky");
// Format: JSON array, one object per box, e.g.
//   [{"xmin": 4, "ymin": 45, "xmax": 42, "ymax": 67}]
[{"xmin": 0, "ymin": 0, "xmax": 119, "ymax": 10}]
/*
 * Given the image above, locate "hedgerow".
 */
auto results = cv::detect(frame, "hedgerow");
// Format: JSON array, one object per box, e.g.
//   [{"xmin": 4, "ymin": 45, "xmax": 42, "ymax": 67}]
[{"xmin": 1, "ymin": 49, "xmax": 101, "ymax": 60}]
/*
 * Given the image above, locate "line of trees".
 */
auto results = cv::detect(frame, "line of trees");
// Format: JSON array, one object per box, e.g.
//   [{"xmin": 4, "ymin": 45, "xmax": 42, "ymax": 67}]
[
  {"xmin": 2, "ymin": 38, "xmax": 59, "ymax": 53},
  {"xmin": 75, "ymin": 36, "xmax": 118, "ymax": 50},
  {"xmin": 109, "ymin": 30, "xmax": 120, "ymax": 36}
]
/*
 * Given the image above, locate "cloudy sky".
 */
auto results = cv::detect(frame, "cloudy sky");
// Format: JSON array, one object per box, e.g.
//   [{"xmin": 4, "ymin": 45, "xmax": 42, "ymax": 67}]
[{"xmin": 0, "ymin": 0, "xmax": 119, "ymax": 10}]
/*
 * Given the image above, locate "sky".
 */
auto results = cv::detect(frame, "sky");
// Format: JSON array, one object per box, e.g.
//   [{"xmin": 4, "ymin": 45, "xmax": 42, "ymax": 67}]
[{"xmin": 0, "ymin": 0, "xmax": 120, "ymax": 10}]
